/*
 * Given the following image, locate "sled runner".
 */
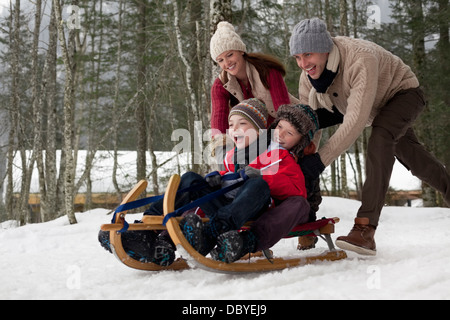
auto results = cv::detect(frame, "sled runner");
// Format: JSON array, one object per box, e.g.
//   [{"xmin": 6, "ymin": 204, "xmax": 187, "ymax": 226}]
[
  {"xmin": 101, "ymin": 180, "xmax": 189, "ymax": 271},
  {"xmin": 100, "ymin": 176, "xmax": 347, "ymax": 273}
]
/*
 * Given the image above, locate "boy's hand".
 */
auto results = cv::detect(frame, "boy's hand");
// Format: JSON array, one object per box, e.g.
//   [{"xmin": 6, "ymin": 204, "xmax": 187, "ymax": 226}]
[
  {"xmin": 240, "ymin": 166, "xmax": 261, "ymax": 180},
  {"xmin": 299, "ymin": 153, "xmax": 325, "ymax": 180},
  {"xmin": 205, "ymin": 171, "xmax": 222, "ymax": 188}
]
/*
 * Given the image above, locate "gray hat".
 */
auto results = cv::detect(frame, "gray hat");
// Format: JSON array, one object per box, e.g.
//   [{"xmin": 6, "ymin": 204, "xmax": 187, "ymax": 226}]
[{"xmin": 289, "ymin": 18, "xmax": 333, "ymax": 55}]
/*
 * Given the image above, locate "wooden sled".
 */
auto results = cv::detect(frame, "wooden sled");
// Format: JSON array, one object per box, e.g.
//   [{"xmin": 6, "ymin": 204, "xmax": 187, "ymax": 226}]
[
  {"xmin": 163, "ymin": 174, "xmax": 347, "ymax": 274},
  {"xmin": 101, "ymin": 176, "xmax": 347, "ymax": 273},
  {"xmin": 100, "ymin": 180, "xmax": 189, "ymax": 271}
]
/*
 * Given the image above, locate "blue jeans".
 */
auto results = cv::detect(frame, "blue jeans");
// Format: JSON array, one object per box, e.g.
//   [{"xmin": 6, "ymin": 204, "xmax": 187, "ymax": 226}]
[{"xmin": 145, "ymin": 172, "xmax": 271, "ymax": 232}]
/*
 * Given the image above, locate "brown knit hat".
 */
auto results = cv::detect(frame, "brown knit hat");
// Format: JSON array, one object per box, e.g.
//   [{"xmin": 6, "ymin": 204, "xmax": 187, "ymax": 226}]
[
  {"xmin": 274, "ymin": 104, "xmax": 319, "ymax": 154},
  {"xmin": 228, "ymin": 98, "xmax": 268, "ymax": 130}
]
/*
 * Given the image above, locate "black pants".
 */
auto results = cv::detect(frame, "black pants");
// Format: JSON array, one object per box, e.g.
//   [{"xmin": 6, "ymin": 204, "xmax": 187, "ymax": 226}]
[
  {"xmin": 252, "ymin": 196, "xmax": 310, "ymax": 251},
  {"xmin": 357, "ymin": 87, "xmax": 450, "ymax": 226},
  {"xmin": 146, "ymin": 171, "xmax": 271, "ymax": 232}
]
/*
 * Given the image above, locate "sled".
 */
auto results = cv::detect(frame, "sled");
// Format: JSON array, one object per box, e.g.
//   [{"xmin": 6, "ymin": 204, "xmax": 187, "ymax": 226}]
[
  {"xmin": 101, "ymin": 180, "xmax": 189, "ymax": 271},
  {"xmin": 162, "ymin": 174, "xmax": 347, "ymax": 274},
  {"xmin": 100, "ymin": 176, "xmax": 347, "ymax": 273}
]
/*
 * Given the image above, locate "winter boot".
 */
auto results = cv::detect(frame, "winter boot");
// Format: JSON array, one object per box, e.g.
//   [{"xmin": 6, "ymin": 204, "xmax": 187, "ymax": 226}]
[
  {"xmin": 335, "ymin": 217, "xmax": 376, "ymax": 256},
  {"xmin": 200, "ymin": 219, "xmax": 226, "ymax": 255},
  {"xmin": 180, "ymin": 212, "xmax": 205, "ymax": 252},
  {"xmin": 297, "ymin": 235, "xmax": 318, "ymax": 251},
  {"xmin": 98, "ymin": 230, "xmax": 112, "ymax": 253},
  {"xmin": 150, "ymin": 232, "xmax": 176, "ymax": 267},
  {"xmin": 98, "ymin": 229, "xmax": 159, "ymax": 261},
  {"xmin": 211, "ymin": 230, "xmax": 257, "ymax": 263},
  {"xmin": 180, "ymin": 213, "xmax": 222, "ymax": 256}
]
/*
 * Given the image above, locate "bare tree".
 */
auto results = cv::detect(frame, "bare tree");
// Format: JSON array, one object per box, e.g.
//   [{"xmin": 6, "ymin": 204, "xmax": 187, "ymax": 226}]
[
  {"xmin": 53, "ymin": 0, "xmax": 79, "ymax": 224},
  {"xmin": 6, "ymin": 0, "xmax": 21, "ymax": 223}
]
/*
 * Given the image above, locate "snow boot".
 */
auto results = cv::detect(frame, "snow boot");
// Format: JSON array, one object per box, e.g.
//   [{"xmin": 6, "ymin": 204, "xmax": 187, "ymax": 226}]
[
  {"xmin": 98, "ymin": 229, "xmax": 159, "ymax": 261},
  {"xmin": 150, "ymin": 232, "xmax": 176, "ymax": 267},
  {"xmin": 335, "ymin": 217, "xmax": 377, "ymax": 256},
  {"xmin": 180, "ymin": 213, "xmax": 219, "ymax": 256},
  {"xmin": 297, "ymin": 235, "xmax": 318, "ymax": 251},
  {"xmin": 211, "ymin": 230, "xmax": 257, "ymax": 263},
  {"xmin": 180, "ymin": 212, "xmax": 204, "ymax": 252},
  {"xmin": 98, "ymin": 230, "xmax": 112, "ymax": 253}
]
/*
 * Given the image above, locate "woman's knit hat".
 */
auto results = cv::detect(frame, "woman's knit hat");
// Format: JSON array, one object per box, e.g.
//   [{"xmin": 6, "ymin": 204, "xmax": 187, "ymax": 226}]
[
  {"xmin": 275, "ymin": 104, "xmax": 320, "ymax": 153},
  {"xmin": 289, "ymin": 18, "xmax": 333, "ymax": 55},
  {"xmin": 210, "ymin": 21, "xmax": 247, "ymax": 61},
  {"xmin": 229, "ymin": 98, "xmax": 268, "ymax": 130}
]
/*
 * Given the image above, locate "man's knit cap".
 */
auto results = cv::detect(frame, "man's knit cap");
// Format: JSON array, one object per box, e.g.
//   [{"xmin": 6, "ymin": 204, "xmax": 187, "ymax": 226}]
[{"xmin": 290, "ymin": 18, "xmax": 333, "ymax": 55}]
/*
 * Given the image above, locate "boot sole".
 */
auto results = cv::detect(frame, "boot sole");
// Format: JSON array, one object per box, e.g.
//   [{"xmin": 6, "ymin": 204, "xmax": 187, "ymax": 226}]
[{"xmin": 335, "ymin": 240, "xmax": 376, "ymax": 256}]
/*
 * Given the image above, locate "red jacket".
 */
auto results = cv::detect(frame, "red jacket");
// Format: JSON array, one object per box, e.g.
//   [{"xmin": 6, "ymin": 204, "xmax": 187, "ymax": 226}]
[{"xmin": 221, "ymin": 143, "xmax": 307, "ymax": 201}]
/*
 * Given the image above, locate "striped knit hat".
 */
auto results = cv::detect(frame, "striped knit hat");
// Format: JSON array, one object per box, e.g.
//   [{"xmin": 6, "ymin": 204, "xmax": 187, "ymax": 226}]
[{"xmin": 228, "ymin": 98, "xmax": 268, "ymax": 130}]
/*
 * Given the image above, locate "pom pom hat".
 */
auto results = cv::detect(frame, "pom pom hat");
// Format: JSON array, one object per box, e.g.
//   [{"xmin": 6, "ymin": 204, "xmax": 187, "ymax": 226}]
[{"xmin": 210, "ymin": 21, "xmax": 247, "ymax": 61}]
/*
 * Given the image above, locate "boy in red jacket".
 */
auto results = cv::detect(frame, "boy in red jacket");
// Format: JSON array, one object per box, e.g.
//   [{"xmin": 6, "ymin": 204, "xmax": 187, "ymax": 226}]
[
  {"xmin": 182, "ymin": 99, "xmax": 320, "ymax": 262},
  {"xmin": 210, "ymin": 103, "xmax": 320, "ymax": 262}
]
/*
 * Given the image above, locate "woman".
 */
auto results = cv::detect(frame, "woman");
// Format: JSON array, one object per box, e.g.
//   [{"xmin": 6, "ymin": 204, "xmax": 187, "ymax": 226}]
[{"xmin": 210, "ymin": 21, "xmax": 300, "ymax": 137}]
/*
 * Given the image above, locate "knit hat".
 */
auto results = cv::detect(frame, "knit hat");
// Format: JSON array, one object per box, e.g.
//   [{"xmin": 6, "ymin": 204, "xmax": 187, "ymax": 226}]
[
  {"xmin": 210, "ymin": 21, "xmax": 247, "ymax": 61},
  {"xmin": 229, "ymin": 98, "xmax": 268, "ymax": 130},
  {"xmin": 289, "ymin": 18, "xmax": 333, "ymax": 55},
  {"xmin": 275, "ymin": 104, "xmax": 320, "ymax": 153}
]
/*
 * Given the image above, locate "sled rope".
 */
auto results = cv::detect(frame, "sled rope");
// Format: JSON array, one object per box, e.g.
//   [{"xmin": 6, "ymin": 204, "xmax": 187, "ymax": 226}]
[{"xmin": 162, "ymin": 178, "xmax": 245, "ymax": 226}]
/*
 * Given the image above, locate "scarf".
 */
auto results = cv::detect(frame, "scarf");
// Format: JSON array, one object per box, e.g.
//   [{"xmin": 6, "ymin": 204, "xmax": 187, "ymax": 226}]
[{"xmin": 308, "ymin": 44, "xmax": 340, "ymax": 112}]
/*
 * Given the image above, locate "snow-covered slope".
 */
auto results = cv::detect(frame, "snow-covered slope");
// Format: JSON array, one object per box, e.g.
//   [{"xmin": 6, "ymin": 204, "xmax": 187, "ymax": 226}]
[{"xmin": 1, "ymin": 197, "xmax": 449, "ymax": 300}]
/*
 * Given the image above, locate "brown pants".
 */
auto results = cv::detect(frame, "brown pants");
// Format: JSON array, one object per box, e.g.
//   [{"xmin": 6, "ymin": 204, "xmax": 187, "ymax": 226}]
[{"xmin": 357, "ymin": 87, "xmax": 450, "ymax": 226}]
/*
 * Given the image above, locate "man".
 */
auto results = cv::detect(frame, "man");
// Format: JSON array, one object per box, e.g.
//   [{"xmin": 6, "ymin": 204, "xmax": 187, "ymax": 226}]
[{"xmin": 289, "ymin": 18, "xmax": 450, "ymax": 256}]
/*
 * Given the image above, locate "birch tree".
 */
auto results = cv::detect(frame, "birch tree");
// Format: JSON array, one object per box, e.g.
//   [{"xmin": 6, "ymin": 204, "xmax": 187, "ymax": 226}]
[
  {"xmin": 40, "ymin": 1, "xmax": 60, "ymax": 221},
  {"xmin": 6, "ymin": 0, "xmax": 23, "ymax": 223},
  {"xmin": 53, "ymin": 0, "xmax": 78, "ymax": 224}
]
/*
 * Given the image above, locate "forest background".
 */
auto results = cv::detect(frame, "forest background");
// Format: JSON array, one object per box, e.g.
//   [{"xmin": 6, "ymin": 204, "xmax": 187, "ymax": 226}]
[{"xmin": 0, "ymin": 0, "xmax": 448, "ymax": 225}]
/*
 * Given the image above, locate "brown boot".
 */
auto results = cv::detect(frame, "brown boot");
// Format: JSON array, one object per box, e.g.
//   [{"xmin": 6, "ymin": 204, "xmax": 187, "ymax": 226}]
[
  {"xmin": 297, "ymin": 236, "xmax": 318, "ymax": 251},
  {"xmin": 335, "ymin": 218, "xmax": 377, "ymax": 256}
]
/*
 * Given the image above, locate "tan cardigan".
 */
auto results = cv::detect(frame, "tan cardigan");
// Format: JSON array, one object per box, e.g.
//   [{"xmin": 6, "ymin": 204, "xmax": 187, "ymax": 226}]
[{"xmin": 299, "ymin": 36, "xmax": 420, "ymax": 167}]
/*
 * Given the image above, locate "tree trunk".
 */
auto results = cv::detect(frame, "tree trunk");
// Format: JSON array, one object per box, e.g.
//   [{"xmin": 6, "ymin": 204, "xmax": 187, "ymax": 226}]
[
  {"xmin": 53, "ymin": 0, "xmax": 78, "ymax": 224},
  {"xmin": 112, "ymin": 0, "xmax": 125, "ymax": 202},
  {"xmin": 135, "ymin": 0, "xmax": 148, "ymax": 183},
  {"xmin": 5, "ymin": 0, "xmax": 20, "ymax": 221}
]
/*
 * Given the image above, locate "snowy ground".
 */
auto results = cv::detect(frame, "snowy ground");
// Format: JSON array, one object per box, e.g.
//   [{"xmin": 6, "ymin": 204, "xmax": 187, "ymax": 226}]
[{"xmin": 1, "ymin": 196, "xmax": 449, "ymax": 301}]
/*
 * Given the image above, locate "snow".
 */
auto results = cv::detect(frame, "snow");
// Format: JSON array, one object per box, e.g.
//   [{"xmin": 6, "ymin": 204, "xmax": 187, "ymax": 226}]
[{"xmin": 1, "ymin": 197, "xmax": 449, "ymax": 300}]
